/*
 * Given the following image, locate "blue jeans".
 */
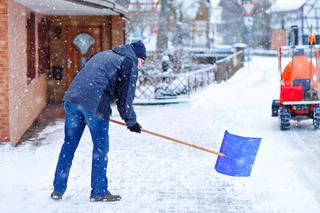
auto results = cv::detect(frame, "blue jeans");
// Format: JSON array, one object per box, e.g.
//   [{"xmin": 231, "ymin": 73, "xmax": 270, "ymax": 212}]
[{"xmin": 53, "ymin": 101, "xmax": 110, "ymax": 197}]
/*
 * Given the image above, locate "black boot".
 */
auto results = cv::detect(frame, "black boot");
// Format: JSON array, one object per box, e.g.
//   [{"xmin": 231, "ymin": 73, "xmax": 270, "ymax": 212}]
[
  {"xmin": 90, "ymin": 191, "xmax": 121, "ymax": 202},
  {"xmin": 50, "ymin": 191, "xmax": 63, "ymax": 200}
]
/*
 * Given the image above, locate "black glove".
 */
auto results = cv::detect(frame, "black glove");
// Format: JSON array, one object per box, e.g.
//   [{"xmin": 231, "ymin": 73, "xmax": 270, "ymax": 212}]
[{"xmin": 128, "ymin": 122, "xmax": 142, "ymax": 133}]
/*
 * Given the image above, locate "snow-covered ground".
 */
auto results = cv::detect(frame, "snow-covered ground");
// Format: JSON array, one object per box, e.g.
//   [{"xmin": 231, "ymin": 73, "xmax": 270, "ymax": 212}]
[{"xmin": 1, "ymin": 56, "xmax": 320, "ymax": 212}]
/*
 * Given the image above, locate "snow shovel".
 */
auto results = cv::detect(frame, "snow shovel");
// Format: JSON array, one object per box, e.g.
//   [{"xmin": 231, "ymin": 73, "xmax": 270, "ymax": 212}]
[{"xmin": 110, "ymin": 119, "xmax": 262, "ymax": 177}]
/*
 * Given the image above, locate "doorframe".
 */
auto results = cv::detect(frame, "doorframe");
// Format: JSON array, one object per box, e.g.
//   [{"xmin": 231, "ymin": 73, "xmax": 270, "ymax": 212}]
[{"xmin": 64, "ymin": 25, "xmax": 103, "ymax": 87}]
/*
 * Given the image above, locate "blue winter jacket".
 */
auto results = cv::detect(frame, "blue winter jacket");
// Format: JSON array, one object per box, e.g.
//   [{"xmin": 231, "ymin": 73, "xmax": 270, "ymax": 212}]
[{"xmin": 63, "ymin": 44, "xmax": 139, "ymax": 127}]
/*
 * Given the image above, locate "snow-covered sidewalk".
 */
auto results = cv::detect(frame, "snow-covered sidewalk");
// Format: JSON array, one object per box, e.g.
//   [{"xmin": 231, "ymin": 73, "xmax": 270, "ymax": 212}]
[{"xmin": 1, "ymin": 56, "xmax": 320, "ymax": 213}]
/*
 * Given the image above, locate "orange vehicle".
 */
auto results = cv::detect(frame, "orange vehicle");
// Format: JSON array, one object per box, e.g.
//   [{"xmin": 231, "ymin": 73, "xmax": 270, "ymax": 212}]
[{"xmin": 271, "ymin": 44, "xmax": 320, "ymax": 130}]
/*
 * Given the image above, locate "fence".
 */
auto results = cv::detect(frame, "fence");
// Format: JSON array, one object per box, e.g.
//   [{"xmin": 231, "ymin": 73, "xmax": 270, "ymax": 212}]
[
  {"xmin": 215, "ymin": 50, "xmax": 244, "ymax": 82},
  {"xmin": 135, "ymin": 50, "xmax": 244, "ymax": 101}
]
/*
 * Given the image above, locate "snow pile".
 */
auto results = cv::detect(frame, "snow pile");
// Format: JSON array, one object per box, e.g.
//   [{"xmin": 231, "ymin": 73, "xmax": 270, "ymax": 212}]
[{"xmin": 154, "ymin": 76, "xmax": 188, "ymax": 99}]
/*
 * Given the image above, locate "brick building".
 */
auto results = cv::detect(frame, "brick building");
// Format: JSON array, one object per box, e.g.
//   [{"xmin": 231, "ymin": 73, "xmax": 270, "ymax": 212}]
[{"xmin": 0, "ymin": 0, "xmax": 129, "ymax": 145}]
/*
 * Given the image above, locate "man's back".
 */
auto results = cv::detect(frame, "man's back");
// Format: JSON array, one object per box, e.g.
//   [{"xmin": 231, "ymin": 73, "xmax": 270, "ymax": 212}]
[
  {"xmin": 64, "ymin": 50, "xmax": 123, "ymax": 117},
  {"xmin": 63, "ymin": 44, "xmax": 139, "ymax": 118}
]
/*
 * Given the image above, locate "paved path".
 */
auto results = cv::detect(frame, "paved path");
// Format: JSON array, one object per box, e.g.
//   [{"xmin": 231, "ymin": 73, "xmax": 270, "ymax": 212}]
[{"xmin": 1, "ymin": 57, "xmax": 320, "ymax": 213}]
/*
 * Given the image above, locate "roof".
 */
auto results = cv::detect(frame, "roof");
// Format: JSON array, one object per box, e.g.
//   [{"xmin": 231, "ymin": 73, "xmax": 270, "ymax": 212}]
[
  {"xmin": 268, "ymin": 0, "xmax": 306, "ymax": 13},
  {"xmin": 15, "ymin": 0, "xmax": 129, "ymax": 16},
  {"xmin": 176, "ymin": 0, "xmax": 201, "ymax": 20}
]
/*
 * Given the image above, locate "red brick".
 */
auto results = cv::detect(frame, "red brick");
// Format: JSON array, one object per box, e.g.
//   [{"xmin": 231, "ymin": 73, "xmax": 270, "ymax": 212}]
[
  {"xmin": 0, "ymin": 97, "xmax": 8, "ymax": 101},
  {"xmin": 0, "ymin": 120, "xmax": 8, "ymax": 125},
  {"xmin": 0, "ymin": 31, "xmax": 7, "ymax": 36},
  {"xmin": 0, "ymin": 135, "xmax": 9, "ymax": 142},
  {"xmin": 0, "ymin": 107, "xmax": 9, "ymax": 112},
  {"xmin": 0, "ymin": 130, "xmax": 8, "ymax": 135},
  {"xmin": 0, "ymin": 104, "xmax": 9, "ymax": 108},
  {"xmin": 0, "ymin": 127, "xmax": 8, "ymax": 131},
  {"xmin": 0, "ymin": 133, "xmax": 8, "ymax": 138},
  {"xmin": 0, "ymin": 121, "xmax": 8, "ymax": 126},
  {"xmin": 0, "ymin": 0, "xmax": 8, "ymax": 5},
  {"xmin": 0, "ymin": 124, "xmax": 8, "ymax": 128},
  {"xmin": 0, "ymin": 0, "xmax": 10, "ymax": 143},
  {"xmin": 0, "ymin": 131, "xmax": 8, "ymax": 135},
  {"xmin": 0, "ymin": 105, "xmax": 8, "ymax": 109},
  {"xmin": 0, "ymin": 40, "xmax": 8, "ymax": 46},
  {"xmin": 0, "ymin": 133, "xmax": 9, "ymax": 137}
]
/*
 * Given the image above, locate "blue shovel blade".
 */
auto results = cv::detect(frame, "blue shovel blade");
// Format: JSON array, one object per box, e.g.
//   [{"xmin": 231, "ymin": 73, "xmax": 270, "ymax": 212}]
[{"xmin": 215, "ymin": 131, "xmax": 262, "ymax": 177}]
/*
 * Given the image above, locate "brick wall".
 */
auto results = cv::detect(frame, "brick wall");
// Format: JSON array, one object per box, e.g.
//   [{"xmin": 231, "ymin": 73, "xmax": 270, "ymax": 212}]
[
  {"xmin": 0, "ymin": 0, "xmax": 9, "ymax": 142},
  {"xmin": 1, "ymin": 1, "xmax": 126, "ymax": 144},
  {"xmin": 7, "ymin": 1, "xmax": 47, "ymax": 145}
]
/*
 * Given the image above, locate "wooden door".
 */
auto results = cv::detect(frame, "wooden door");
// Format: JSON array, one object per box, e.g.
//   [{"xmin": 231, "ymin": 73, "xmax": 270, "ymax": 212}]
[{"xmin": 65, "ymin": 26, "xmax": 102, "ymax": 87}]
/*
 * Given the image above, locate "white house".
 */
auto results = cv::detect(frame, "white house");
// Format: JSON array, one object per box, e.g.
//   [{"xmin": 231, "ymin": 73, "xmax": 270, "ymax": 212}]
[{"xmin": 269, "ymin": 0, "xmax": 320, "ymax": 49}]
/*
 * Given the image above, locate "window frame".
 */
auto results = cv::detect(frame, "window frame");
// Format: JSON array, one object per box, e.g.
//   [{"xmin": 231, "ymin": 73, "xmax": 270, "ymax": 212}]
[
  {"xmin": 26, "ymin": 12, "xmax": 36, "ymax": 83},
  {"xmin": 38, "ymin": 17, "xmax": 50, "ymax": 75}
]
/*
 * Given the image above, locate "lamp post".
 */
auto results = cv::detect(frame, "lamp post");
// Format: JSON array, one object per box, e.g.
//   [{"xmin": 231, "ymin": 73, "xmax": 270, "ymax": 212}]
[
  {"xmin": 241, "ymin": 0, "xmax": 256, "ymax": 61},
  {"xmin": 206, "ymin": 0, "xmax": 211, "ymax": 50}
]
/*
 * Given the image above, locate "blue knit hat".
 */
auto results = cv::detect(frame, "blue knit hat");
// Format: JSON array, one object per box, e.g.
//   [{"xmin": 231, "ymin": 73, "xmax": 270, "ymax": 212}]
[{"xmin": 131, "ymin": 40, "xmax": 147, "ymax": 60}]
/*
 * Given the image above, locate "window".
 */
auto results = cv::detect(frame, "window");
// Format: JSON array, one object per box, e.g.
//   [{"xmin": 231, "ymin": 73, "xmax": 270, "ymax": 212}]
[
  {"xmin": 73, "ymin": 32, "xmax": 96, "ymax": 67},
  {"xmin": 26, "ymin": 12, "xmax": 36, "ymax": 82},
  {"xmin": 38, "ymin": 18, "xmax": 50, "ymax": 74}
]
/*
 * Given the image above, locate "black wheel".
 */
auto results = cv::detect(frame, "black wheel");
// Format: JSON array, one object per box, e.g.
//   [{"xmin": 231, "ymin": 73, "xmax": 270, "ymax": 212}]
[
  {"xmin": 313, "ymin": 106, "xmax": 320, "ymax": 129},
  {"xmin": 279, "ymin": 107, "xmax": 291, "ymax": 130},
  {"xmin": 272, "ymin": 100, "xmax": 279, "ymax": 117}
]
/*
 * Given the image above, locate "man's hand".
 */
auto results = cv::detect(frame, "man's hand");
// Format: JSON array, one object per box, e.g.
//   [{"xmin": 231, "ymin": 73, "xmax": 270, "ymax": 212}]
[{"xmin": 128, "ymin": 122, "xmax": 142, "ymax": 133}]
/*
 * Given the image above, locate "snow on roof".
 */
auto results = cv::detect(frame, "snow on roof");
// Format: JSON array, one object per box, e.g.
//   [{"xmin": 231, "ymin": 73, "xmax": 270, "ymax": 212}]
[
  {"xmin": 211, "ymin": 0, "xmax": 220, "ymax": 7},
  {"xmin": 16, "ymin": 0, "xmax": 127, "ymax": 16},
  {"xmin": 176, "ymin": 0, "xmax": 201, "ymax": 20},
  {"xmin": 175, "ymin": 0, "xmax": 220, "ymax": 21},
  {"xmin": 268, "ymin": 0, "xmax": 306, "ymax": 13}
]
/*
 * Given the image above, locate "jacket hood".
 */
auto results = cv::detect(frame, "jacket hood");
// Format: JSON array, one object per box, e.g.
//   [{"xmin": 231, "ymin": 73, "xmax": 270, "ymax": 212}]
[{"xmin": 112, "ymin": 44, "xmax": 138, "ymax": 65}]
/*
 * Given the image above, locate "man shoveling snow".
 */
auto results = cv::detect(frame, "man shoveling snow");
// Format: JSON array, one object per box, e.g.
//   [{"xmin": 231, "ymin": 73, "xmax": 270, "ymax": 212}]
[{"xmin": 51, "ymin": 41, "xmax": 146, "ymax": 202}]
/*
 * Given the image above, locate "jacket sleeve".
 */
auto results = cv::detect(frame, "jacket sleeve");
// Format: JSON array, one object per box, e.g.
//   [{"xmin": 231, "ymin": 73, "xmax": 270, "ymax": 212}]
[{"xmin": 115, "ymin": 58, "xmax": 138, "ymax": 127}]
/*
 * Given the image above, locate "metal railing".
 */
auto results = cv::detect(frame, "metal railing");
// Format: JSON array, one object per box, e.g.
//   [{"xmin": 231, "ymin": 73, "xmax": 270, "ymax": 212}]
[
  {"xmin": 215, "ymin": 50, "xmax": 244, "ymax": 82},
  {"xmin": 135, "ymin": 50, "xmax": 244, "ymax": 100},
  {"xmin": 135, "ymin": 65, "xmax": 216, "ymax": 100}
]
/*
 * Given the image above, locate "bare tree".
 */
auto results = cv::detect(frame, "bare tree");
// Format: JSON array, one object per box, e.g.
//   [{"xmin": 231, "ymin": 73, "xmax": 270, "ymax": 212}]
[{"xmin": 157, "ymin": 0, "xmax": 169, "ymax": 51}]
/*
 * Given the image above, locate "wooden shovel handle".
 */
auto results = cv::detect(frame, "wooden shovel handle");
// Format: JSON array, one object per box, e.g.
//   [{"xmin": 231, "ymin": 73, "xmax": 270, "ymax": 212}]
[{"xmin": 110, "ymin": 118, "xmax": 225, "ymax": 157}]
